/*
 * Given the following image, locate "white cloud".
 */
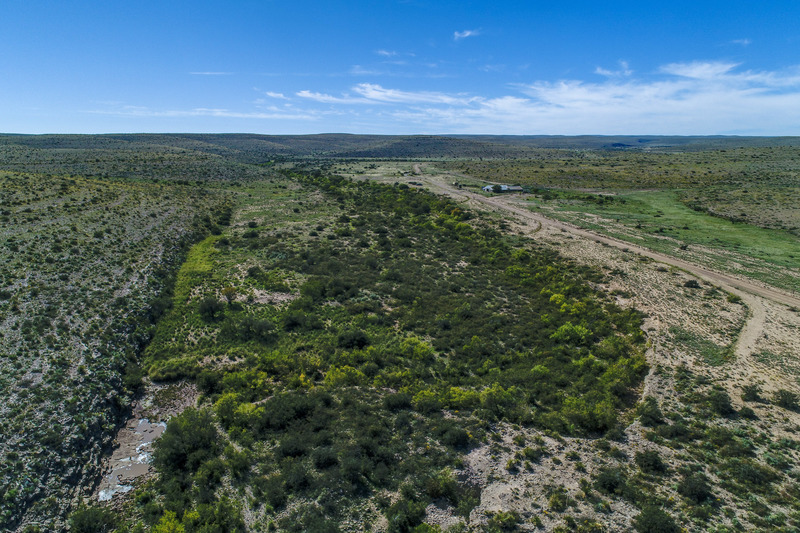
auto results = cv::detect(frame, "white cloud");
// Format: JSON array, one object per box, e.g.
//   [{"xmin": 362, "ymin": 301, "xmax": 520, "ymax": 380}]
[
  {"xmin": 376, "ymin": 49, "xmax": 397, "ymax": 57},
  {"xmin": 90, "ymin": 105, "xmax": 318, "ymax": 120},
  {"xmin": 595, "ymin": 61, "xmax": 633, "ymax": 77},
  {"xmin": 90, "ymin": 61, "xmax": 800, "ymax": 135},
  {"xmin": 732, "ymin": 38, "xmax": 752, "ymax": 46},
  {"xmin": 382, "ymin": 62, "xmax": 800, "ymax": 134},
  {"xmin": 295, "ymin": 84, "xmax": 475, "ymax": 105},
  {"xmin": 349, "ymin": 65, "xmax": 384, "ymax": 76},
  {"xmin": 480, "ymin": 64, "xmax": 506, "ymax": 73},
  {"xmin": 659, "ymin": 61, "xmax": 738, "ymax": 79},
  {"xmin": 454, "ymin": 29, "xmax": 479, "ymax": 41},
  {"xmin": 296, "ymin": 90, "xmax": 372, "ymax": 104},
  {"xmin": 351, "ymin": 83, "xmax": 476, "ymax": 105}
]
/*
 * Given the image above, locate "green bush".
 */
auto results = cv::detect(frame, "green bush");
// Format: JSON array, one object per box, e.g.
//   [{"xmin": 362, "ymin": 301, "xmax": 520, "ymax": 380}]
[
  {"xmin": 741, "ymin": 384, "xmax": 761, "ymax": 402},
  {"xmin": 337, "ymin": 329, "xmax": 370, "ymax": 349},
  {"xmin": 594, "ymin": 467, "xmax": 630, "ymax": 499},
  {"xmin": 724, "ymin": 458, "xmax": 778, "ymax": 488},
  {"xmin": 486, "ymin": 510, "xmax": 521, "ymax": 531},
  {"xmin": 738, "ymin": 406, "xmax": 757, "ymax": 419},
  {"xmin": 153, "ymin": 408, "xmax": 220, "ymax": 476},
  {"xmin": 199, "ymin": 296, "xmax": 224, "ymax": 321},
  {"xmin": 632, "ymin": 506, "xmax": 679, "ymax": 533},
  {"xmin": 635, "ymin": 450, "xmax": 667, "ymax": 475},
  {"xmin": 677, "ymin": 472, "xmax": 712, "ymax": 504},
  {"xmin": 707, "ymin": 389, "xmax": 735, "ymax": 416},
  {"xmin": 773, "ymin": 389, "xmax": 799, "ymax": 411},
  {"xmin": 69, "ymin": 505, "xmax": 117, "ymax": 533},
  {"xmin": 637, "ymin": 397, "xmax": 663, "ymax": 427},
  {"xmin": 548, "ymin": 487, "xmax": 570, "ymax": 512},
  {"xmin": 386, "ymin": 498, "xmax": 427, "ymax": 533}
]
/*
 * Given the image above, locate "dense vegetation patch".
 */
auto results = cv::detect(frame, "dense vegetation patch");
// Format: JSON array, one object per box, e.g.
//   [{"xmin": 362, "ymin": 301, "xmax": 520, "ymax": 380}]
[{"xmin": 128, "ymin": 171, "xmax": 646, "ymax": 530}]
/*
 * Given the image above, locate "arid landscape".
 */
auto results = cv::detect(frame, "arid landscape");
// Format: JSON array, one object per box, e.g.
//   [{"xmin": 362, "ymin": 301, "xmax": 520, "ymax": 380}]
[{"xmin": 2, "ymin": 134, "xmax": 800, "ymax": 532}]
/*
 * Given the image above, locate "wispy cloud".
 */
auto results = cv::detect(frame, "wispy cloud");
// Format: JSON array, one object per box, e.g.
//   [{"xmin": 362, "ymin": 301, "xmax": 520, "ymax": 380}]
[
  {"xmin": 352, "ymin": 83, "xmax": 476, "ymax": 105},
  {"xmin": 659, "ymin": 60, "xmax": 738, "ymax": 79},
  {"xmin": 454, "ymin": 29, "xmax": 480, "ymax": 41},
  {"xmin": 349, "ymin": 65, "xmax": 385, "ymax": 76},
  {"xmin": 296, "ymin": 90, "xmax": 372, "ymax": 104},
  {"xmin": 732, "ymin": 38, "xmax": 752, "ymax": 46},
  {"xmin": 90, "ymin": 105, "xmax": 318, "ymax": 120},
  {"xmin": 376, "ymin": 49, "xmax": 397, "ymax": 57},
  {"xmin": 189, "ymin": 71, "xmax": 233, "ymax": 76},
  {"xmin": 265, "ymin": 91, "xmax": 289, "ymax": 100},
  {"xmin": 595, "ymin": 60, "xmax": 633, "ymax": 77}
]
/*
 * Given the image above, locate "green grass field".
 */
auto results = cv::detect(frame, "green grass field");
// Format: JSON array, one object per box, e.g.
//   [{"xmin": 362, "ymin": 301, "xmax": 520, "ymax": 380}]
[{"xmin": 524, "ymin": 189, "xmax": 800, "ymax": 294}]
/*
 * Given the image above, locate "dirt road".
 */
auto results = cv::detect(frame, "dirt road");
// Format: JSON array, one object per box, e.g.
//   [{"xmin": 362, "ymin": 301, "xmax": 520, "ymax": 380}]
[
  {"xmin": 425, "ymin": 176, "xmax": 800, "ymax": 309},
  {"xmin": 417, "ymin": 173, "xmax": 800, "ymax": 359}
]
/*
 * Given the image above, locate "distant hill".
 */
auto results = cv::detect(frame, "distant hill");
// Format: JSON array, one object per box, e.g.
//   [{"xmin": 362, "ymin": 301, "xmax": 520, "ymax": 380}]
[{"xmin": 2, "ymin": 133, "xmax": 800, "ymax": 167}]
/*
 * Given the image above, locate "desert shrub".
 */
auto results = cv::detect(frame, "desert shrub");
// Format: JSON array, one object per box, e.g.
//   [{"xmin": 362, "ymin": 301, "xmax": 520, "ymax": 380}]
[
  {"xmin": 195, "ymin": 457, "xmax": 226, "ymax": 503},
  {"xmin": 236, "ymin": 316, "xmax": 274, "ymax": 342},
  {"xmin": 153, "ymin": 408, "xmax": 220, "ymax": 476},
  {"xmin": 383, "ymin": 392, "xmax": 413, "ymax": 411},
  {"xmin": 151, "ymin": 511, "xmax": 183, "ymax": 533},
  {"xmin": 738, "ymin": 406, "xmax": 757, "ymax": 419},
  {"xmin": 741, "ymin": 384, "xmax": 761, "ymax": 402},
  {"xmin": 439, "ymin": 426, "xmax": 470, "ymax": 449},
  {"xmin": 253, "ymin": 475, "xmax": 286, "ymax": 510},
  {"xmin": 773, "ymin": 389, "xmax": 799, "ymax": 411},
  {"xmin": 185, "ymin": 496, "xmax": 245, "ymax": 532},
  {"xmin": 69, "ymin": 505, "xmax": 117, "ymax": 533},
  {"xmin": 548, "ymin": 487, "xmax": 570, "ymax": 512},
  {"xmin": 312, "ymin": 447, "xmax": 339, "ymax": 470},
  {"xmin": 594, "ymin": 467, "xmax": 630, "ymax": 498},
  {"xmin": 724, "ymin": 458, "xmax": 778, "ymax": 488},
  {"xmin": 678, "ymin": 472, "xmax": 712, "ymax": 504},
  {"xmin": 278, "ymin": 505, "xmax": 338, "ymax": 533},
  {"xmin": 635, "ymin": 450, "xmax": 667, "ymax": 475},
  {"xmin": 521, "ymin": 446, "xmax": 548, "ymax": 462},
  {"xmin": 199, "ymin": 296, "xmax": 224, "ymax": 321},
  {"xmin": 277, "ymin": 434, "xmax": 309, "ymax": 458},
  {"xmin": 654, "ymin": 420, "xmax": 697, "ymax": 443},
  {"xmin": 633, "ymin": 506, "xmax": 679, "ymax": 533},
  {"xmin": 197, "ymin": 370, "xmax": 224, "ymax": 395},
  {"xmin": 637, "ymin": 397, "xmax": 663, "ymax": 427},
  {"xmin": 605, "ymin": 424, "xmax": 626, "ymax": 441},
  {"xmin": 412, "ymin": 390, "xmax": 442, "ymax": 414},
  {"xmin": 337, "ymin": 329, "xmax": 370, "ymax": 349},
  {"xmin": 423, "ymin": 469, "xmax": 459, "ymax": 503},
  {"xmin": 486, "ymin": 510, "xmax": 521, "ymax": 531},
  {"xmin": 386, "ymin": 497, "xmax": 426, "ymax": 533},
  {"xmin": 707, "ymin": 389, "xmax": 735, "ymax": 416}
]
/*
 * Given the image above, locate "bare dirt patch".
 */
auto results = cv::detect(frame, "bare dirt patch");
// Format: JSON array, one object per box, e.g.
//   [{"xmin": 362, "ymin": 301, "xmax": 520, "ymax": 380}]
[
  {"xmin": 95, "ymin": 381, "xmax": 198, "ymax": 503},
  {"xmin": 240, "ymin": 288, "xmax": 297, "ymax": 305}
]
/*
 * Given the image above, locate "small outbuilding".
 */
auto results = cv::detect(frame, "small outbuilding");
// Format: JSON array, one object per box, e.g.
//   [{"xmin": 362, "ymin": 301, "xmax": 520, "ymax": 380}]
[{"xmin": 482, "ymin": 184, "xmax": 524, "ymax": 193}]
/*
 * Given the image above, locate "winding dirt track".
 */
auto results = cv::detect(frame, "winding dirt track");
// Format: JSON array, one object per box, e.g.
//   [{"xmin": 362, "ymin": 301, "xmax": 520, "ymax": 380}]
[{"xmin": 417, "ymin": 173, "xmax": 800, "ymax": 357}]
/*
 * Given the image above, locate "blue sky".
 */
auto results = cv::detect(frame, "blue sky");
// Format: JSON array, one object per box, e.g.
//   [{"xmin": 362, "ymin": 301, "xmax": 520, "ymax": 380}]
[{"xmin": 2, "ymin": 0, "xmax": 800, "ymax": 135}]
